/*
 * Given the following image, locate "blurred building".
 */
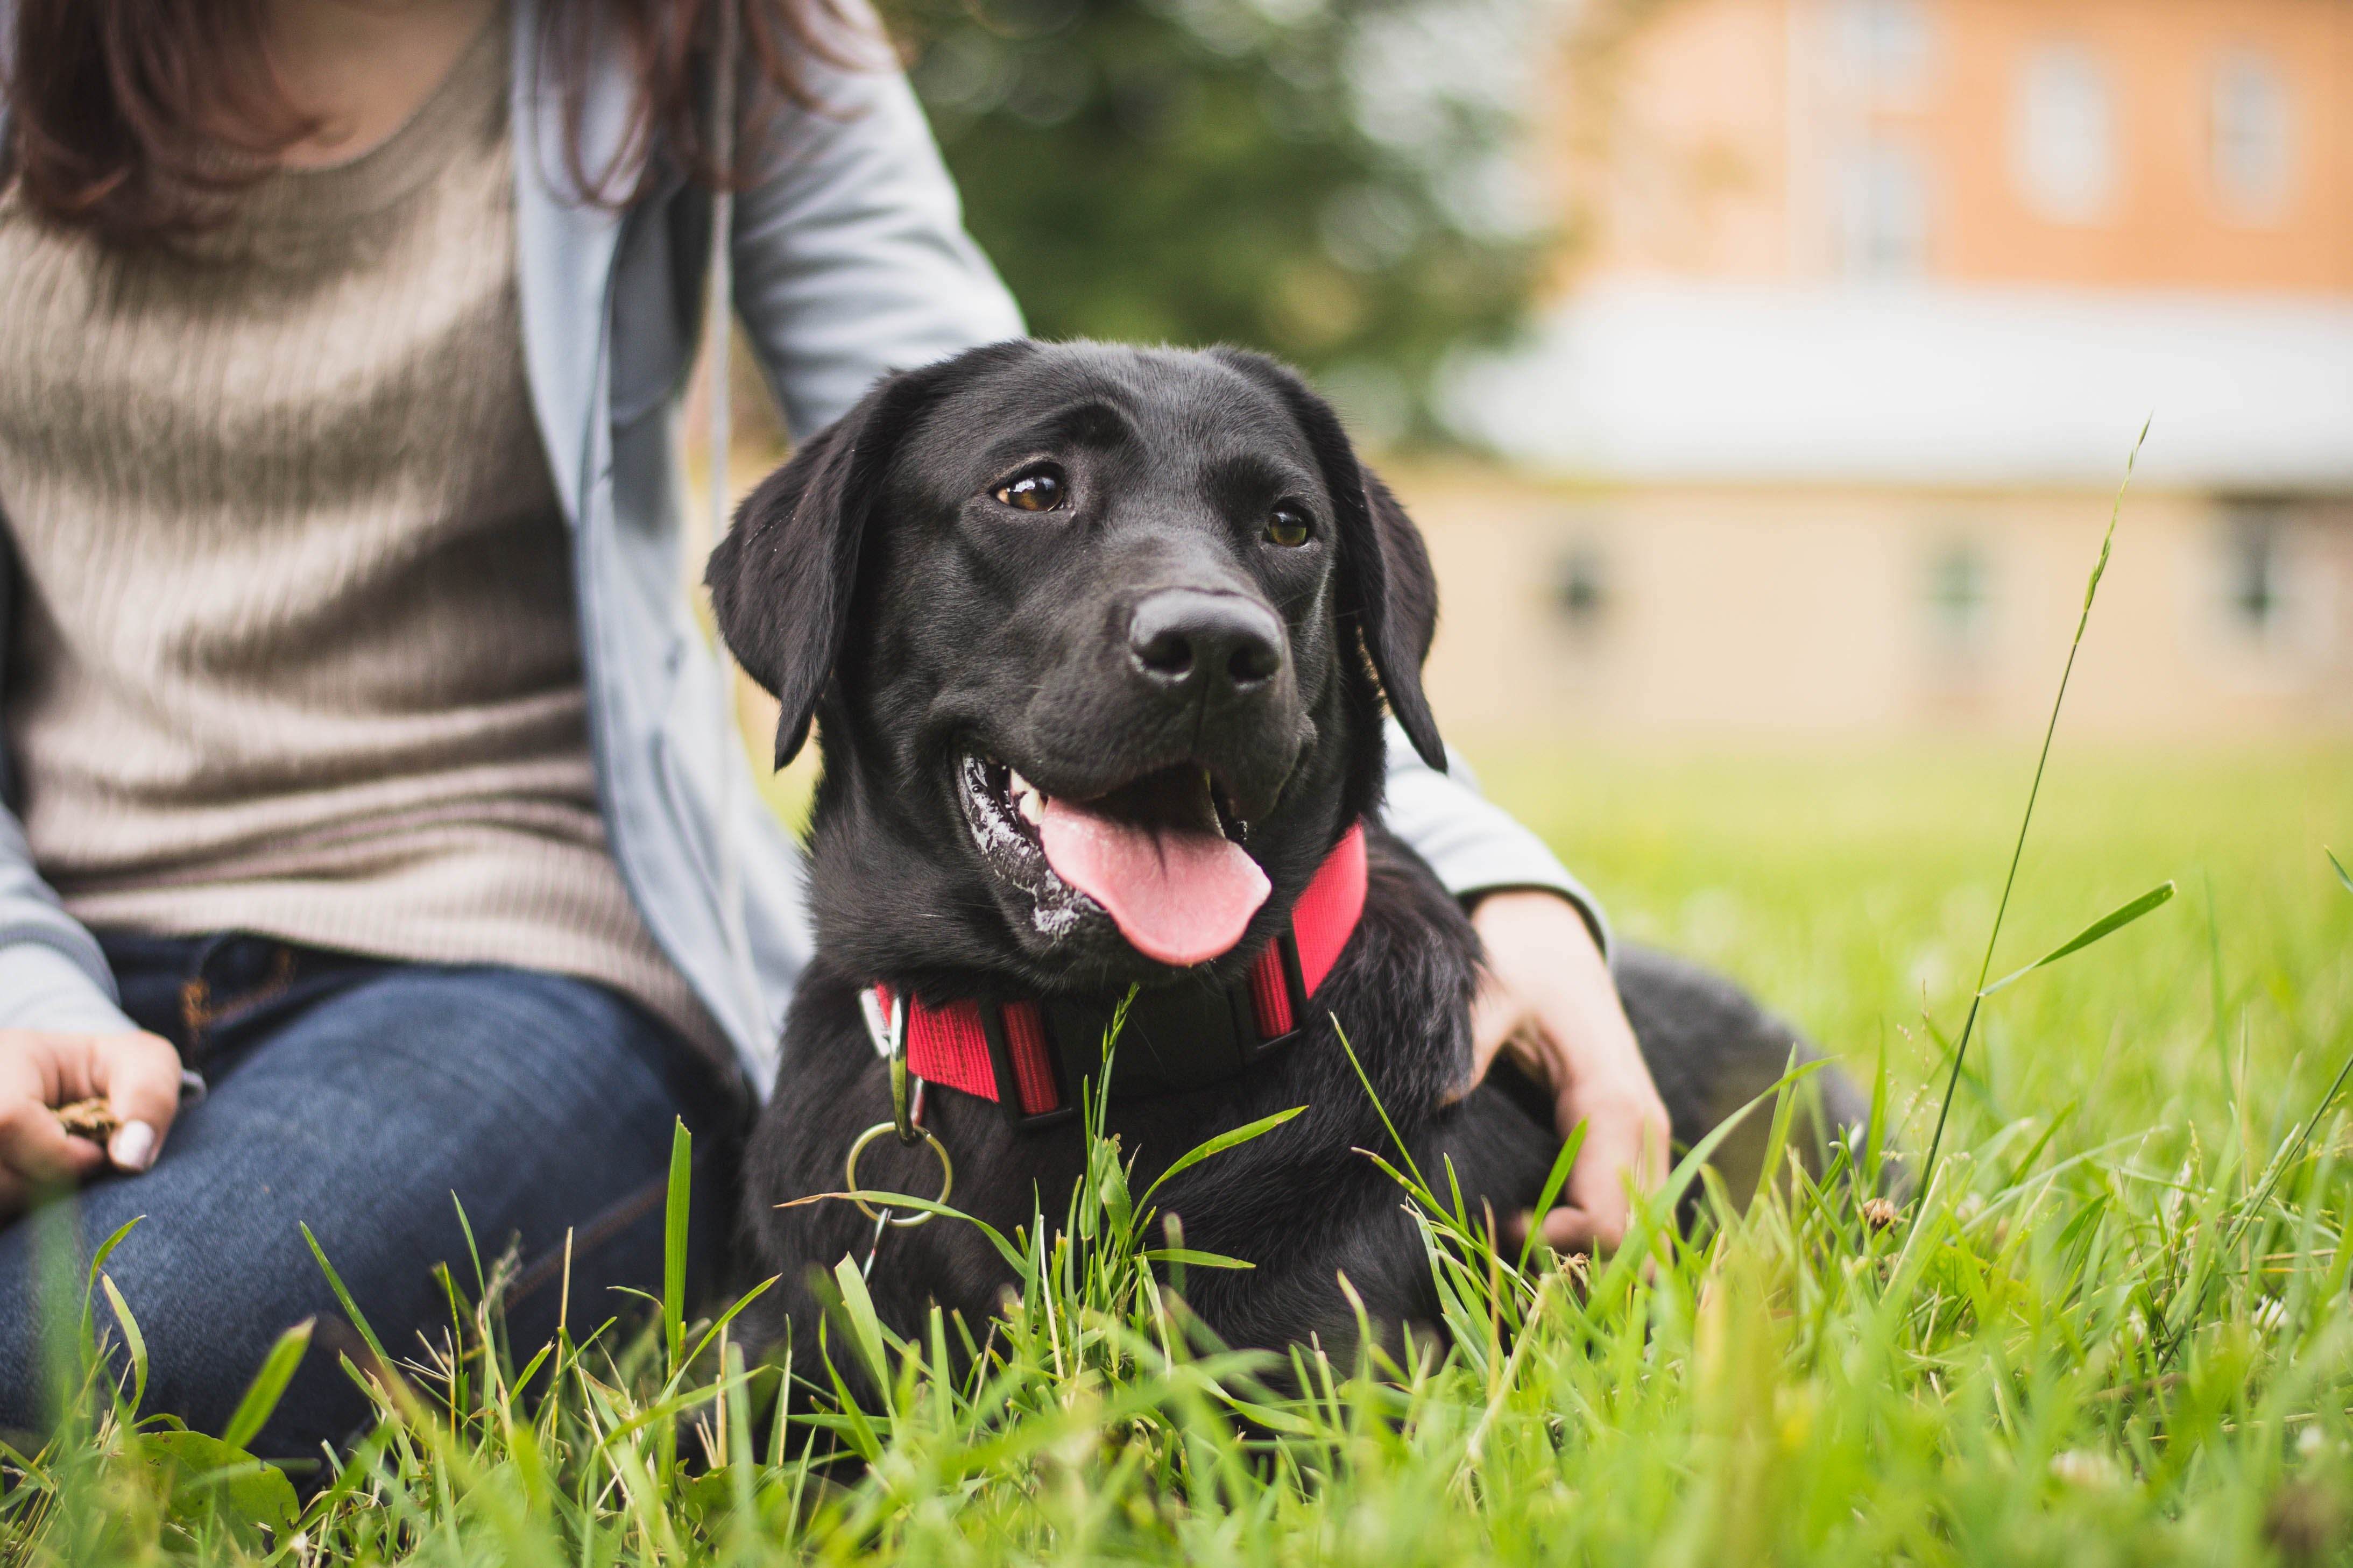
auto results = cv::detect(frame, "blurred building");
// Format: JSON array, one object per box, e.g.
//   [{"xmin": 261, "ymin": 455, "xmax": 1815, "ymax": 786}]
[{"xmin": 1431, "ymin": 0, "xmax": 2353, "ymax": 739}]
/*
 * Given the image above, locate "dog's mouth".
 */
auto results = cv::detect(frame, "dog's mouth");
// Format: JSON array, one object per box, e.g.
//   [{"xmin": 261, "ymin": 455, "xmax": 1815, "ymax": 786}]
[{"xmin": 958, "ymin": 753, "xmax": 1271, "ymax": 967}]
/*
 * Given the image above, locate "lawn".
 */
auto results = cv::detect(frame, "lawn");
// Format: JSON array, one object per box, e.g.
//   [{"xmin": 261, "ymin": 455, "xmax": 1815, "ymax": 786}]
[
  {"xmin": 9, "ymin": 737, "xmax": 2351, "ymax": 1566},
  {"xmin": 1481, "ymin": 742, "xmax": 2353, "ymax": 1161}
]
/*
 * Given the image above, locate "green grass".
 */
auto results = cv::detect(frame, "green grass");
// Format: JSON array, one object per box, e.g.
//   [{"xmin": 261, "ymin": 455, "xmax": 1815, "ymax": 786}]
[
  {"xmin": 1479, "ymin": 741, "xmax": 2352, "ymax": 1170},
  {"xmin": 31, "ymin": 427, "xmax": 2353, "ymax": 1568},
  {"xmin": 7, "ymin": 735, "xmax": 2349, "ymax": 1565}
]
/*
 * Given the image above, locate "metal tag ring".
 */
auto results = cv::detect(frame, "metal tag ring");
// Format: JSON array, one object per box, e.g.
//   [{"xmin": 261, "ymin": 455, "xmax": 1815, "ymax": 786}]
[{"xmin": 845, "ymin": 1122, "xmax": 953, "ymax": 1228}]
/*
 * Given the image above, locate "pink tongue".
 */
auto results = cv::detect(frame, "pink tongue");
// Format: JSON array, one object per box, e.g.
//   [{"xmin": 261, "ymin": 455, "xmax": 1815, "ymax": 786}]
[{"xmin": 1039, "ymin": 797, "xmax": 1271, "ymax": 967}]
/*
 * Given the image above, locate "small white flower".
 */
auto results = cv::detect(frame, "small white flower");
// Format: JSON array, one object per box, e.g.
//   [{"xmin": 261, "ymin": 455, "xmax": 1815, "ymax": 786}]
[
  {"xmin": 2050, "ymin": 1449, "xmax": 2122, "ymax": 1488},
  {"xmin": 2253, "ymin": 1296, "xmax": 2289, "ymax": 1336},
  {"xmin": 2298, "ymin": 1425, "xmax": 2325, "ymax": 1456}
]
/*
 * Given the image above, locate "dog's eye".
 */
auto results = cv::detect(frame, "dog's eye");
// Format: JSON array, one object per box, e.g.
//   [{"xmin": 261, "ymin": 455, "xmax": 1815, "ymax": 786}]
[
  {"xmin": 993, "ymin": 466, "xmax": 1066, "ymax": 513},
  {"xmin": 1264, "ymin": 507, "xmax": 1312, "ymax": 548}
]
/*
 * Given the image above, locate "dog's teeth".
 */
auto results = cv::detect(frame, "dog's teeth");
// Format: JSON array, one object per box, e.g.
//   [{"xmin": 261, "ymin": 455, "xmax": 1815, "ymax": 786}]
[{"xmin": 1004, "ymin": 768, "xmax": 1047, "ymax": 825}]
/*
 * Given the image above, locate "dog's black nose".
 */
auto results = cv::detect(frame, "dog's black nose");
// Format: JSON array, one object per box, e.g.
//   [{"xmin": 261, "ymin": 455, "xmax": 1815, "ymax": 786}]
[{"xmin": 1128, "ymin": 590, "xmax": 1284, "ymax": 696}]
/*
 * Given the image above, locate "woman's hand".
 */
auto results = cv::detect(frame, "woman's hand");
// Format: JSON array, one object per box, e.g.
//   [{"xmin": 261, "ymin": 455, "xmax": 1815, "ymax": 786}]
[
  {"xmin": 0, "ymin": 1029, "xmax": 181, "ymax": 1217},
  {"xmin": 1467, "ymin": 890, "xmax": 1670, "ymax": 1256}
]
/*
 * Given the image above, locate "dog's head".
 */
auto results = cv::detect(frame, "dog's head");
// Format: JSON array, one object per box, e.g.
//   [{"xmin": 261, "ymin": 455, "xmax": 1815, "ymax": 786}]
[{"xmin": 708, "ymin": 340, "xmax": 1444, "ymax": 996}]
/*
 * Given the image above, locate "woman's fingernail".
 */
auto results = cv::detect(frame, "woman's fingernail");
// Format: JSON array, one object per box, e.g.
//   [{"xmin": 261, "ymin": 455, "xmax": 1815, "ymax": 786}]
[{"xmin": 110, "ymin": 1121, "xmax": 158, "ymax": 1172}]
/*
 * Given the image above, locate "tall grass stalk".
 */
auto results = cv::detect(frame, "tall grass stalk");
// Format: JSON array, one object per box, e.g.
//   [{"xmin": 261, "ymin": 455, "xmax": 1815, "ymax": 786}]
[{"xmin": 1917, "ymin": 420, "xmax": 2153, "ymax": 1198}]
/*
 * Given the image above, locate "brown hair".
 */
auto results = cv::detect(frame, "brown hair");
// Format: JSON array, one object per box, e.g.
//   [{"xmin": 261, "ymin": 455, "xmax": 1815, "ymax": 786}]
[{"xmin": 3, "ymin": 0, "xmax": 861, "ymax": 246}]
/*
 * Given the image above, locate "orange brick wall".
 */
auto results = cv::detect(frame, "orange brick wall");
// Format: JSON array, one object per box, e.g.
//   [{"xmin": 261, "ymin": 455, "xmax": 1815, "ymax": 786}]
[{"xmin": 1559, "ymin": 0, "xmax": 2353, "ymax": 295}]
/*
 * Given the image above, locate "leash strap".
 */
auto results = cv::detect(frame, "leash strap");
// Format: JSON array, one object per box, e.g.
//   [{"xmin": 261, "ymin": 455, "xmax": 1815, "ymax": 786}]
[{"xmin": 868, "ymin": 824, "xmax": 1368, "ymax": 1130}]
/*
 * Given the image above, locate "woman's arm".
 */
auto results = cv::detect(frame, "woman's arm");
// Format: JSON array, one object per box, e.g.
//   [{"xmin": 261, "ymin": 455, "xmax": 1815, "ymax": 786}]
[
  {"xmin": 0, "ymin": 536, "xmax": 136, "ymax": 1039},
  {"xmin": 0, "ymin": 770, "xmax": 180, "ymax": 1193},
  {"xmin": 0, "ymin": 909, "xmax": 133, "ymax": 1038},
  {"xmin": 727, "ymin": 3, "xmax": 1024, "ymax": 440},
  {"xmin": 1388, "ymin": 725, "xmax": 1671, "ymax": 1253},
  {"xmin": 0, "ymin": 537, "xmax": 180, "ymax": 1190}
]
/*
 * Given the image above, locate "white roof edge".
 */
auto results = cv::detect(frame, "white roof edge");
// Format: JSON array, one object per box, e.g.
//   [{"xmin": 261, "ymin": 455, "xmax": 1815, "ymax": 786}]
[{"xmin": 1442, "ymin": 280, "xmax": 2353, "ymax": 491}]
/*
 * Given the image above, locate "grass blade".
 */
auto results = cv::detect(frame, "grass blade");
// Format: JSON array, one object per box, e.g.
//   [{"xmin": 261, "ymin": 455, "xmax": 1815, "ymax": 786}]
[
  {"xmin": 1865, "ymin": 1026, "xmax": 1891, "ymax": 1188},
  {"xmin": 1515, "ymin": 1121, "xmax": 1588, "ymax": 1276},
  {"xmin": 663, "ymin": 1117, "xmax": 691, "ymax": 1376},
  {"xmin": 784, "ymin": 1189, "xmax": 1029, "ymax": 1273},
  {"xmin": 220, "ymin": 1318, "xmax": 314, "ymax": 1453},
  {"xmin": 829, "ymin": 1255, "xmax": 891, "ymax": 1388},
  {"xmin": 1137, "ymin": 1107, "xmax": 1306, "ymax": 1207},
  {"xmin": 1139, "ymin": 1249, "xmax": 1255, "ymax": 1271},
  {"xmin": 1980, "ymin": 881, "xmax": 2176, "ymax": 997},
  {"xmin": 684, "ymin": 1274, "xmax": 777, "ymax": 1370},
  {"xmin": 1747, "ymin": 1045, "xmax": 1808, "ymax": 1210},
  {"xmin": 97, "ymin": 1276, "xmax": 146, "ymax": 1418},
  {"xmin": 299, "ymin": 1223, "xmax": 390, "ymax": 1367},
  {"xmin": 2329, "ymin": 847, "xmax": 2351, "ymax": 895},
  {"xmin": 79, "ymin": 1217, "xmax": 143, "ymax": 1359}
]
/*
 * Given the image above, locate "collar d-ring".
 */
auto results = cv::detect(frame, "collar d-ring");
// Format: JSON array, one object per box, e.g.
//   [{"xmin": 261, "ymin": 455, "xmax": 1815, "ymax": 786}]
[{"xmin": 844, "ymin": 1122, "xmax": 954, "ymax": 1229}]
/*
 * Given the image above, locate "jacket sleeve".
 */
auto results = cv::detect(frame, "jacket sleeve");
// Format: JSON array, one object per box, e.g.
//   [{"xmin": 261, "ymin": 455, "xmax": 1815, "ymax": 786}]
[
  {"xmin": 1380, "ymin": 722, "xmax": 1614, "ymax": 960},
  {"xmin": 726, "ymin": 6, "xmax": 1027, "ymax": 439},
  {"xmin": 0, "ymin": 520, "xmax": 135, "ymax": 1033},
  {"xmin": 0, "ymin": 741, "xmax": 137, "ymax": 1037}
]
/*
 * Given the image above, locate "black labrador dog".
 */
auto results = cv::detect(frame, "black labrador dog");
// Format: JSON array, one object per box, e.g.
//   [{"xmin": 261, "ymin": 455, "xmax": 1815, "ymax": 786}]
[{"xmin": 709, "ymin": 339, "xmax": 1863, "ymax": 1371}]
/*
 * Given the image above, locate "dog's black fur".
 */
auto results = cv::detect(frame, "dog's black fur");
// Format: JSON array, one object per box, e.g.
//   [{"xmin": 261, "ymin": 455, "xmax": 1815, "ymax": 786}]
[{"xmin": 709, "ymin": 340, "xmax": 1863, "ymax": 1371}]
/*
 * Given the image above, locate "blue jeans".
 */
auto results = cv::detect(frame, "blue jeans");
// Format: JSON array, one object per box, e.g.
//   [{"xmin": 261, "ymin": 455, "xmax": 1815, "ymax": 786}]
[{"xmin": 0, "ymin": 933, "xmax": 739, "ymax": 1458}]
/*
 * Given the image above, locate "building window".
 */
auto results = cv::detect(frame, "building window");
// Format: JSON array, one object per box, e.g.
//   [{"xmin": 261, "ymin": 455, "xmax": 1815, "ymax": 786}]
[
  {"xmin": 1550, "ymin": 542, "xmax": 1609, "ymax": 634},
  {"xmin": 1838, "ymin": 0, "xmax": 1933, "ymax": 100},
  {"xmin": 1925, "ymin": 537, "xmax": 1992, "ymax": 657},
  {"xmin": 2012, "ymin": 42, "xmax": 2116, "ymax": 223},
  {"xmin": 2221, "ymin": 507, "xmax": 2287, "ymax": 640},
  {"xmin": 2210, "ymin": 49, "xmax": 2293, "ymax": 220},
  {"xmin": 1839, "ymin": 140, "xmax": 1930, "ymax": 277}
]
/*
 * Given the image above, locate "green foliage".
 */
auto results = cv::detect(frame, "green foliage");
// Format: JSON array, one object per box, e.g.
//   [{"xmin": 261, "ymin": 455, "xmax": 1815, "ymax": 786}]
[
  {"xmin": 886, "ymin": 0, "xmax": 1550, "ymax": 439},
  {"xmin": 8, "ymin": 445, "xmax": 2353, "ymax": 1560},
  {"xmin": 2, "ymin": 747, "xmax": 2350, "ymax": 1562}
]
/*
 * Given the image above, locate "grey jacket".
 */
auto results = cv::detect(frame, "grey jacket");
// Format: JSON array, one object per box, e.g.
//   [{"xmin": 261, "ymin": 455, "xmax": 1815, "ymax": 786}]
[{"xmin": 0, "ymin": 1, "xmax": 1602, "ymax": 1092}]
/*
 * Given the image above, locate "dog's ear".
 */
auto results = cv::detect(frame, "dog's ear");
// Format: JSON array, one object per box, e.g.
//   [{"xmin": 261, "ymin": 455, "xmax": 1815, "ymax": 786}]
[
  {"xmin": 706, "ymin": 346, "xmax": 1020, "ymax": 767},
  {"xmin": 705, "ymin": 395, "xmax": 891, "ymax": 768},
  {"xmin": 1208, "ymin": 349, "xmax": 1446, "ymax": 771}
]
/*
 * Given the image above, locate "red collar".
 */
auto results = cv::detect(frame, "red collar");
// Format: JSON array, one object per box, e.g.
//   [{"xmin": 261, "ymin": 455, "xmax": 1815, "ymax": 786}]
[{"xmin": 870, "ymin": 824, "xmax": 1368, "ymax": 1130}]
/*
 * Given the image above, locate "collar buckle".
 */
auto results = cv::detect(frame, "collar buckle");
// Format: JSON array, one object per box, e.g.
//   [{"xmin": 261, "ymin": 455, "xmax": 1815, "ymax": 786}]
[{"xmin": 977, "ymin": 1001, "xmax": 1079, "ymax": 1133}]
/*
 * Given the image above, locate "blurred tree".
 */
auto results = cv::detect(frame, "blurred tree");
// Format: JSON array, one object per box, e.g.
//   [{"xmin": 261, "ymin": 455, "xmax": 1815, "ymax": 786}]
[{"xmin": 881, "ymin": 0, "xmax": 1553, "ymax": 443}]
